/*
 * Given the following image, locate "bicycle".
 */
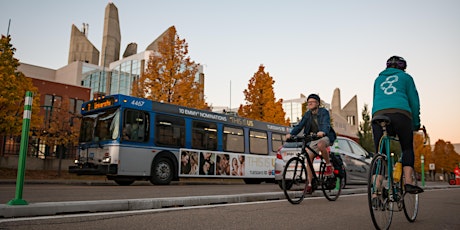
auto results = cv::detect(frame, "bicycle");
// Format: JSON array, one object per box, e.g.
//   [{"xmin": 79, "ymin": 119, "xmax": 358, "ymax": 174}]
[
  {"xmin": 281, "ymin": 134, "xmax": 344, "ymax": 204},
  {"xmin": 368, "ymin": 115, "xmax": 425, "ymax": 230}
]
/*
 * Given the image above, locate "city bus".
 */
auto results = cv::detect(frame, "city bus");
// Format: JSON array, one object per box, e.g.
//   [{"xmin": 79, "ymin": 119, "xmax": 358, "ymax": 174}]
[{"xmin": 69, "ymin": 94, "xmax": 290, "ymax": 185}]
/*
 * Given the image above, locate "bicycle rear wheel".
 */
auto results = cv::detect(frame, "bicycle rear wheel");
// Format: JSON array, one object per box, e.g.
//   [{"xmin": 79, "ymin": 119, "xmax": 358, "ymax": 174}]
[
  {"xmin": 282, "ymin": 156, "xmax": 308, "ymax": 204},
  {"xmin": 368, "ymin": 154, "xmax": 393, "ymax": 230},
  {"xmin": 320, "ymin": 162, "xmax": 343, "ymax": 201},
  {"xmin": 402, "ymin": 171, "xmax": 419, "ymax": 222}
]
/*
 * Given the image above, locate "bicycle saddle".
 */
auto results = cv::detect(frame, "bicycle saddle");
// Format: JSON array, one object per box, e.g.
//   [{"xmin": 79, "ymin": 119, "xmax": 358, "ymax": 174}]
[{"xmin": 371, "ymin": 115, "xmax": 391, "ymax": 126}]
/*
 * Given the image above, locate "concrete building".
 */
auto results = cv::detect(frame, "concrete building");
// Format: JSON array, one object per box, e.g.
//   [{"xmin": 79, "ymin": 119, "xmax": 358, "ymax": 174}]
[
  {"xmin": 68, "ymin": 24, "xmax": 99, "ymax": 65},
  {"xmin": 2, "ymin": 2, "xmax": 205, "ymax": 158},
  {"xmin": 330, "ymin": 88, "xmax": 359, "ymax": 140},
  {"xmin": 17, "ymin": 3, "xmax": 205, "ymax": 102},
  {"xmin": 100, "ymin": 2, "xmax": 121, "ymax": 67}
]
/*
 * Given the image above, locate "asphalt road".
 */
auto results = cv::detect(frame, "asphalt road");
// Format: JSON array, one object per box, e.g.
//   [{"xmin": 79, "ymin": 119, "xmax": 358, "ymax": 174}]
[
  {"xmin": 1, "ymin": 188, "xmax": 459, "ymax": 230},
  {"xmin": 0, "ymin": 180, "xmax": 455, "ymax": 219}
]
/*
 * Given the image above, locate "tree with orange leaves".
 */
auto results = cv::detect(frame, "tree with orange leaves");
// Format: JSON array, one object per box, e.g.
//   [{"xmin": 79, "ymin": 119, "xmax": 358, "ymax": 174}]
[
  {"xmin": 0, "ymin": 35, "xmax": 41, "ymax": 136},
  {"xmin": 238, "ymin": 65, "xmax": 288, "ymax": 126},
  {"xmin": 431, "ymin": 139, "xmax": 460, "ymax": 175},
  {"xmin": 413, "ymin": 131, "xmax": 431, "ymax": 174},
  {"xmin": 38, "ymin": 97, "xmax": 80, "ymax": 157},
  {"xmin": 132, "ymin": 26, "xmax": 208, "ymax": 110}
]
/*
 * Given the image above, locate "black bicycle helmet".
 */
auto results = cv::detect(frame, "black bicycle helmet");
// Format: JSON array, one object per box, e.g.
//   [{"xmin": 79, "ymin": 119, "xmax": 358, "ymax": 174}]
[
  {"xmin": 386, "ymin": 56, "xmax": 407, "ymax": 70},
  {"xmin": 307, "ymin": 94, "xmax": 320, "ymax": 103}
]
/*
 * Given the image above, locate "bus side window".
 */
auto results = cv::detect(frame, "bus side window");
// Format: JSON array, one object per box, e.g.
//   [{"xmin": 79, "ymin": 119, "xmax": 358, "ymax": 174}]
[
  {"xmin": 122, "ymin": 123, "xmax": 132, "ymax": 140},
  {"xmin": 123, "ymin": 110, "xmax": 149, "ymax": 142},
  {"xmin": 250, "ymin": 130, "xmax": 268, "ymax": 155},
  {"xmin": 223, "ymin": 126, "xmax": 244, "ymax": 153},
  {"xmin": 192, "ymin": 121, "xmax": 217, "ymax": 150},
  {"xmin": 155, "ymin": 114, "xmax": 185, "ymax": 147}
]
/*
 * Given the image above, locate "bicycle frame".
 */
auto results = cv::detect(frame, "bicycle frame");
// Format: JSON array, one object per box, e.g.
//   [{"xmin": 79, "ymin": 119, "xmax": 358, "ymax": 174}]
[
  {"xmin": 369, "ymin": 115, "xmax": 423, "ymax": 229},
  {"xmin": 301, "ymin": 137, "xmax": 326, "ymax": 187},
  {"xmin": 282, "ymin": 134, "xmax": 342, "ymax": 204},
  {"xmin": 374, "ymin": 134, "xmax": 401, "ymax": 202}
]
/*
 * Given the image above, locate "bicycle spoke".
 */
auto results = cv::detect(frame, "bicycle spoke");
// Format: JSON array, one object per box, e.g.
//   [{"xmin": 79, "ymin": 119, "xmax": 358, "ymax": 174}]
[
  {"xmin": 321, "ymin": 162, "xmax": 342, "ymax": 201},
  {"xmin": 403, "ymin": 172, "xmax": 419, "ymax": 222},
  {"xmin": 282, "ymin": 157, "xmax": 307, "ymax": 204},
  {"xmin": 368, "ymin": 154, "xmax": 393, "ymax": 230}
]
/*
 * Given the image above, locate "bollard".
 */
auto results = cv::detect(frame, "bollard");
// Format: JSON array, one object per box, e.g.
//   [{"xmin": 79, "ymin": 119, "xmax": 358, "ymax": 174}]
[
  {"xmin": 421, "ymin": 155, "xmax": 425, "ymax": 187},
  {"xmin": 7, "ymin": 91, "xmax": 33, "ymax": 205}
]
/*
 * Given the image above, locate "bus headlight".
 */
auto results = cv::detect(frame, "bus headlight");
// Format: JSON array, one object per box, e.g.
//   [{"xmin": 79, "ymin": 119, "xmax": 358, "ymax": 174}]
[{"xmin": 74, "ymin": 159, "xmax": 79, "ymax": 164}]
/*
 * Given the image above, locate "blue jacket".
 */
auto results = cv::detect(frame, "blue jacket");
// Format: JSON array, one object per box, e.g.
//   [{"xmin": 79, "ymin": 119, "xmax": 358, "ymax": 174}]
[
  {"xmin": 372, "ymin": 68, "xmax": 420, "ymax": 130},
  {"xmin": 290, "ymin": 108, "xmax": 336, "ymax": 144}
]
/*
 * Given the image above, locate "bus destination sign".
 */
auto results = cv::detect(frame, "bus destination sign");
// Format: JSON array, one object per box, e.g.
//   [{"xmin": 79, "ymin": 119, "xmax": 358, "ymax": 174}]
[{"xmin": 84, "ymin": 97, "xmax": 116, "ymax": 111}]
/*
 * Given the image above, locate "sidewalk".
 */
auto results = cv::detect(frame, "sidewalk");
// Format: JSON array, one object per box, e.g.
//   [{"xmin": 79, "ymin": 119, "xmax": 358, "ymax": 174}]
[{"xmin": 0, "ymin": 180, "xmax": 457, "ymax": 219}]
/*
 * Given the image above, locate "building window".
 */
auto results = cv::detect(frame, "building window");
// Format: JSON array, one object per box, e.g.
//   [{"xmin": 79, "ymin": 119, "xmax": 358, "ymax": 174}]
[
  {"xmin": 69, "ymin": 98, "xmax": 85, "ymax": 114},
  {"xmin": 347, "ymin": 116, "xmax": 355, "ymax": 126},
  {"xmin": 44, "ymin": 95, "xmax": 61, "ymax": 109}
]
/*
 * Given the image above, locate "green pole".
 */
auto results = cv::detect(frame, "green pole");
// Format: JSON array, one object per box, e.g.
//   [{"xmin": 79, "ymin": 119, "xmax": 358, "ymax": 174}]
[
  {"xmin": 421, "ymin": 155, "xmax": 425, "ymax": 187},
  {"xmin": 7, "ymin": 91, "xmax": 33, "ymax": 205}
]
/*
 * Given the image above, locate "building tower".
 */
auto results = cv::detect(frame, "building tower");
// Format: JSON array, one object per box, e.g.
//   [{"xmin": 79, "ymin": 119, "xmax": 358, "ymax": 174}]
[
  {"xmin": 68, "ymin": 24, "xmax": 99, "ymax": 65},
  {"xmin": 330, "ymin": 88, "xmax": 359, "ymax": 139},
  {"xmin": 101, "ymin": 2, "xmax": 121, "ymax": 67}
]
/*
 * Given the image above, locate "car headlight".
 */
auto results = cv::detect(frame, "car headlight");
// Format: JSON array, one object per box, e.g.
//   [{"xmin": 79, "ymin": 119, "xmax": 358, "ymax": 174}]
[{"xmin": 102, "ymin": 156, "xmax": 111, "ymax": 163}]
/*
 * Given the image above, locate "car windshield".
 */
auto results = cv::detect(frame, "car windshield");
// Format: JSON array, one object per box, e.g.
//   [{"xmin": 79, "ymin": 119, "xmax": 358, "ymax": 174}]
[{"xmin": 79, "ymin": 108, "xmax": 120, "ymax": 143}]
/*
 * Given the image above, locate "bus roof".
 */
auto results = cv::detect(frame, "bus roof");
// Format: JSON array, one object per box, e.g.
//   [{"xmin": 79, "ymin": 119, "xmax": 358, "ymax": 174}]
[{"xmin": 82, "ymin": 94, "xmax": 290, "ymax": 133}]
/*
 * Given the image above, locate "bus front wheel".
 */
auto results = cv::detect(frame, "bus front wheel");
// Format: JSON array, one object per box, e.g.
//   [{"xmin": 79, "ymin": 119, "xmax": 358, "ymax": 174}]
[
  {"xmin": 114, "ymin": 178, "xmax": 135, "ymax": 186},
  {"xmin": 150, "ymin": 157, "xmax": 174, "ymax": 185}
]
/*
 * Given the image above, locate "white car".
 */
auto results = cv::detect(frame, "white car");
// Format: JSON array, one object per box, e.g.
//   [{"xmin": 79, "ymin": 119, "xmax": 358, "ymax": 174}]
[{"xmin": 274, "ymin": 136, "xmax": 372, "ymax": 189}]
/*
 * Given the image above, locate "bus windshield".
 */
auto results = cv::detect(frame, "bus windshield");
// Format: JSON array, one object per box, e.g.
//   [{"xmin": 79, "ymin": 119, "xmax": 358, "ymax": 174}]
[{"xmin": 79, "ymin": 108, "xmax": 120, "ymax": 143}]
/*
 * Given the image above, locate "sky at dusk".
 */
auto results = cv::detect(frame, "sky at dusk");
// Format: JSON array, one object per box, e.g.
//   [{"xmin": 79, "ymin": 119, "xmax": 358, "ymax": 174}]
[{"xmin": 1, "ymin": 0, "xmax": 459, "ymax": 144}]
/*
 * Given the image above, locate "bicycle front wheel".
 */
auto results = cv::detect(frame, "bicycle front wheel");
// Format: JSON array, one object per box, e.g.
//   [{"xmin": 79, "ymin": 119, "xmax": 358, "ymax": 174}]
[
  {"xmin": 282, "ymin": 156, "xmax": 308, "ymax": 204},
  {"xmin": 320, "ymin": 162, "xmax": 343, "ymax": 201},
  {"xmin": 402, "ymin": 171, "xmax": 419, "ymax": 222},
  {"xmin": 368, "ymin": 154, "xmax": 393, "ymax": 230}
]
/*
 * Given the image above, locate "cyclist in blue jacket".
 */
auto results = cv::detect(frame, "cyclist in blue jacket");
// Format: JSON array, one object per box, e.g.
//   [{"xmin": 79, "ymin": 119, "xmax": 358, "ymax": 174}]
[
  {"xmin": 286, "ymin": 93, "xmax": 336, "ymax": 194},
  {"xmin": 372, "ymin": 56, "xmax": 423, "ymax": 194}
]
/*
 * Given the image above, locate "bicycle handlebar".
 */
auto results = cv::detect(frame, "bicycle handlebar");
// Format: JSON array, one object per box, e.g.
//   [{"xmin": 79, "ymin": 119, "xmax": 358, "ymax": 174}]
[{"xmin": 286, "ymin": 133, "xmax": 319, "ymax": 143}]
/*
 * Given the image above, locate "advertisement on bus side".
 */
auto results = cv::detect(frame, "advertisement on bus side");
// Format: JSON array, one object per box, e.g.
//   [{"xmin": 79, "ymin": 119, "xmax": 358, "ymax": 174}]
[{"xmin": 179, "ymin": 149, "xmax": 275, "ymax": 178}]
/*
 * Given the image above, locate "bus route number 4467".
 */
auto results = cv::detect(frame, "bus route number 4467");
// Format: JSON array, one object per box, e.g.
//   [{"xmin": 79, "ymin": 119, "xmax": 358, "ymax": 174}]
[{"xmin": 131, "ymin": 100, "xmax": 145, "ymax": 107}]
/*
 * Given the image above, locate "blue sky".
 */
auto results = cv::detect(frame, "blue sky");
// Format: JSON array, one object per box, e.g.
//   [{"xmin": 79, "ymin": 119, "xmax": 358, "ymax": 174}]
[{"xmin": 2, "ymin": 0, "xmax": 460, "ymax": 144}]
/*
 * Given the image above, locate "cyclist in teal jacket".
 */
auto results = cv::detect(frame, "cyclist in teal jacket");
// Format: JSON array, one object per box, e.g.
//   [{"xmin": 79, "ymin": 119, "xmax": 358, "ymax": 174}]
[{"xmin": 372, "ymin": 56, "xmax": 423, "ymax": 194}]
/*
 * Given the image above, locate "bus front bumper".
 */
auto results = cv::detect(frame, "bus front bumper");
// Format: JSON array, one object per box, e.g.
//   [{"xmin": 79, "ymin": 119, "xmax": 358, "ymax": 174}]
[{"xmin": 68, "ymin": 164, "xmax": 117, "ymax": 175}]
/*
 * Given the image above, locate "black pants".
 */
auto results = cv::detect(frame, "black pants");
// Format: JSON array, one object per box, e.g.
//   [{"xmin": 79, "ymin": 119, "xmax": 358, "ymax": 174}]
[{"xmin": 372, "ymin": 113, "xmax": 414, "ymax": 168}]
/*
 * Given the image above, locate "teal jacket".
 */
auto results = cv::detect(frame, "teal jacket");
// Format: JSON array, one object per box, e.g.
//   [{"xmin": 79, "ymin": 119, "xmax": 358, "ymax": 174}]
[{"xmin": 372, "ymin": 68, "xmax": 420, "ymax": 130}]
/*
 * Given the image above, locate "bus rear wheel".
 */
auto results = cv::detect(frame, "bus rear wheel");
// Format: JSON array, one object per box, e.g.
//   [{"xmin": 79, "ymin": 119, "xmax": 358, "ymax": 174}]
[
  {"xmin": 243, "ymin": 178, "xmax": 263, "ymax": 184},
  {"xmin": 150, "ymin": 157, "xmax": 174, "ymax": 185}
]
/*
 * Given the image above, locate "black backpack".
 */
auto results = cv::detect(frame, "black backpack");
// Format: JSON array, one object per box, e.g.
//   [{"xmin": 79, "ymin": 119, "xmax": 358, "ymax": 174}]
[{"xmin": 330, "ymin": 153, "xmax": 345, "ymax": 178}]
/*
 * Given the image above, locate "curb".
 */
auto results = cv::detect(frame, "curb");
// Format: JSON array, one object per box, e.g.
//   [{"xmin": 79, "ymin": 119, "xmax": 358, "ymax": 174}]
[
  {"xmin": 1, "ymin": 184, "xmax": 458, "ymax": 219},
  {"xmin": 0, "ymin": 188, "xmax": 365, "ymax": 219}
]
